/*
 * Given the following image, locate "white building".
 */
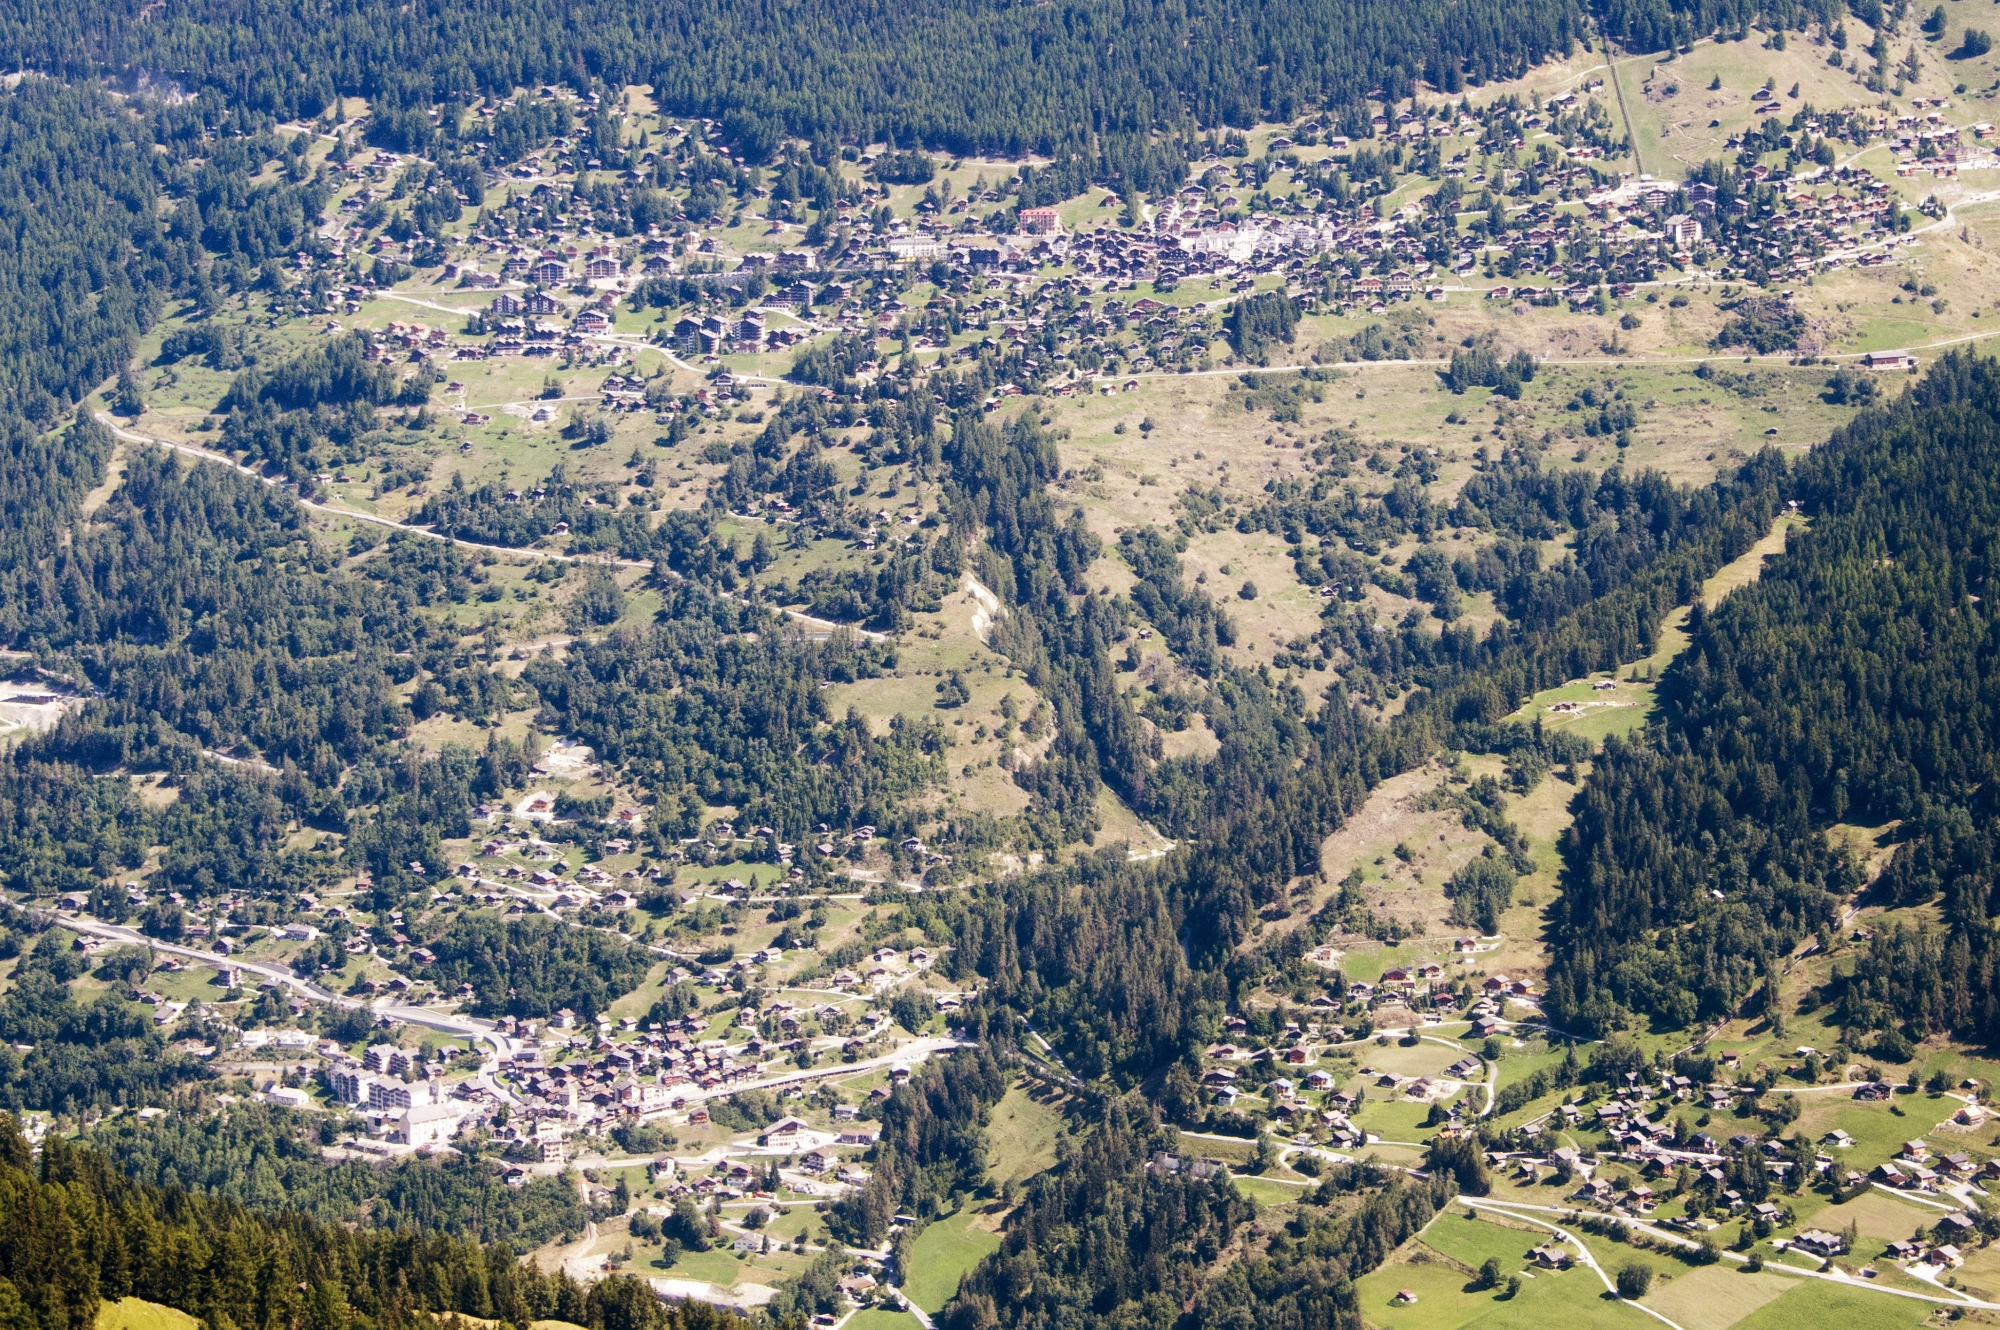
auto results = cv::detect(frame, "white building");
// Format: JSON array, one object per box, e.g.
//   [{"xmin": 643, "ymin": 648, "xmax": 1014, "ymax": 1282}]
[
  {"xmin": 888, "ymin": 235, "xmax": 945, "ymax": 261},
  {"xmin": 391, "ymin": 1104, "xmax": 465, "ymax": 1147}
]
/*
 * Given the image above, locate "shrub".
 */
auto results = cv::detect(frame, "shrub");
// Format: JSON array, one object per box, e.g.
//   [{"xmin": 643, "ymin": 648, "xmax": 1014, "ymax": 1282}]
[{"xmin": 1872, "ymin": 1028, "xmax": 1915, "ymax": 1062}]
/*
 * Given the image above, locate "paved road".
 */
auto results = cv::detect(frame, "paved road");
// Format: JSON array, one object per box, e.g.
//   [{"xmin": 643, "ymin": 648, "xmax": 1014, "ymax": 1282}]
[
  {"xmin": 94, "ymin": 415, "xmax": 651, "ymax": 566},
  {"xmin": 54, "ymin": 911, "xmax": 525, "ymax": 1105},
  {"xmin": 1467, "ymin": 1193, "xmax": 1998, "ymax": 1314},
  {"xmin": 891, "ymin": 1287, "xmax": 936, "ymax": 1329},
  {"xmin": 59, "ymin": 913, "xmax": 350, "ymax": 1003},
  {"xmin": 1456, "ymin": 1197, "xmax": 1688, "ymax": 1330},
  {"xmin": 1020, "ymin": 1024, "xmax": 1087, "ymax": 1093},
  {"xmin": 677, "ymin": 1035, "xmax": 971, "ymax": 1104}
]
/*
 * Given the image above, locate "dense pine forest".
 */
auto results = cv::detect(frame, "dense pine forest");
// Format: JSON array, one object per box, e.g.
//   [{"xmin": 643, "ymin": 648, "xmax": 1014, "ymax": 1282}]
[
  {"xmin": 1547, "ymin": 351, "xmax": 2000, "ymax": 1046},
  {"xmin": 0, "ymin": 0, "xmax": 1591, "ymax": 164},
  {"xmin": 942, "ymin": 1098, "xmax": 1455, "ymax": 1330},
  {"xmin": 0, "ymin": 1114, "xmax": 731, "ymax": 1330}
]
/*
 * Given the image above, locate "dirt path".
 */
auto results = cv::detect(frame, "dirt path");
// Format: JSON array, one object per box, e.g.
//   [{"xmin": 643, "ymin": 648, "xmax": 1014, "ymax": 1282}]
[
  {"xmin": 79, "ymin": 438, "xmax": 129, "ymax": 518},
  {"xmin": 94, "ymin": 414, "xmax": 888, "ymax": 641}
]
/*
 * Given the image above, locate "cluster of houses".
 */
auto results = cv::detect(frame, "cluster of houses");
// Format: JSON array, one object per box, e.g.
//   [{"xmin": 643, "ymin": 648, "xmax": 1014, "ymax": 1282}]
[
  {"xmin": 256, "ymin": 62, "xmax": 2000, "ymax": 430},
  {"xmin": 1870, "ymin": 1135, "xmax": 2000, "ymax": 1194},
  {"xmin": 1238, "ymin": 1077, "xmax": 1369, "ymax": 1150},
  {"xmin": 1868, "ymin": 100, "xmax": 2000, "ymax": 177},
  {"xmin": 1196, "ymin": 1019, "xmax": 1495, "ymax": 1143},
  {"xmin": 482, "ymin": 1000, "xmax": 919, "ymax": 1135},
  {"xmin": 1321, "ymin": 969, "xmax": 1530, "ymax": 1046},
  {"xmin": 502, "ymin": 1017, "xmax": 786, "ymax": 1122},
  {"xmin": 823, "ymin": 946, "xmax": 939, "ymax": 995}
]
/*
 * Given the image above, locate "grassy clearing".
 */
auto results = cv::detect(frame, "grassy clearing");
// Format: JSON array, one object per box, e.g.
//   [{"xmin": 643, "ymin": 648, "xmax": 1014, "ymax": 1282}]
[
  {"xmin": 1567, "ymin": 1228, "xmax": 1674, "ymax": 1294},
  {"xmin": 1636, "ymin": 1265, "xmax": 1796, "ymax": 1330},
  {"xmin": 650, "ymin": 1246, "xmax": 803, "ymax": 1288},
  {"xmin": 1420, "ymin": 1209, "xmax": 1552, "ymax": 1271},
  {"xmin": 1952, "ymin": 1239, "xmax": 2000, "ymax": 1297},
  {"xmin": 1703, "ymin": 513, "xmax": 1807, "ymax": 609},
  {"xmin": 1814, "ymin": 1188, "xmax": 1947, "ymax": 1246},
  {"xmin": 843, "ymin": 1311, "xmax": 925, "ymax": 1330},
  {"xmin": 1507, "ymin": 510, "xmax": 1801, "ymax": 746},
  {"xmin": 603, "ymin": 960, "xmax": 676, "ymax": 1022},
  {"xmin": 1487, "ymin": 1043, "xmax": 1568, "ymax": 1096},
  {"xmin": 1303, "ymin": 761, "xmax": 1494, "ymax": 946},
  {"xmin": 985, "ymin": 1082, "xmax": 1066, "ymax": 1184},
  {"xmin": 904, "ymin": 1209, "xmax": 1004, "ymax": 1313},
  {"xmin": 1508, "ymin": 675, "xmax": 1659, "ymax": 745},
  {"xmin": 1296, "ymin": 748, "xmax": 1573, "ymax": 989},
  {"xmin": 1359, "ymin": 1039, "xmax": 1467, "ymax": 1079},
  {"xmin": 1234, "ymin": 1176, "xmax": 1315, "ymax": 1204},
  {"xmin": 1051, "ymin": 352, "xmax": 1864, "ymax": 696},
  {"xmin": 96, "ymin": 1300, "xmax": 199, "ymax": 1330},
  {"xmin": 1724, "ymin": 1276, "xmax": 1936, "ymax": 1330},
  {"xmin": 1185, "ymin": 1133, "xmax": 1256, "ymax": 1165},
  {"xmin": 1353, "ymin": 1211, "xmax": 1645, "ymax": 1329},
  {"xmin": 1352, "ymin": 1097, "xmax": 1439, "ymax": 1144},
  {"xmin": 824, "ymin": 586, "xmax": 1045, "ymax": 820},
  {"xmin": 1611, "ymin": 32, "xmax": 1902, "ymax": 182},
  {"xmin": 145, "ymin": 967, "xmax": 228, "ymax": 1003}
]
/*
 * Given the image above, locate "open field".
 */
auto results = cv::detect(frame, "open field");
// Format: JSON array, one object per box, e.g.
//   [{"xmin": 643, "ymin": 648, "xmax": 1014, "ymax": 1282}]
[
  {"xmin": 1354, "ymin": 1211, "xmax": 1647, "ymax": 1330},
  {"xmin": 1638, "ymin": 1265, "xmax": 1797, "ymax": 1330},
  {"xmin": 985, "ymin": 1082, "xmax": 1067, "ymax": 1184},
  {"xmin": 96, "ymin": 1301, "xmax": 200, "ymax": 1330},
  {"xmin": 844, "ymin": 1312, "xmax": 925, "ymax": 1330},
  {"xmin": 904, "ymin": 1209, "xmax": 1005, "ymax": 1313},
  {"xmin": 1725, "ymin": 1276, "xmax": 1939, "ymax": 1330}
]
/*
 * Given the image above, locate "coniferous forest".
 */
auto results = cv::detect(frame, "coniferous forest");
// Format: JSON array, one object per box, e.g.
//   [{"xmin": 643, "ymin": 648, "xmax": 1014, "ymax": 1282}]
[
  {"xmin": 1547, "ymin": 353, "xmax": 2000, "ymax": 1046},
  {"xmin": 0, "ymin": 1114, "xmax": 728, "ymax": 1330},
  {"xmin": 1, "ymin": 0, "xmax": 1591, "ymax": 161}
]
